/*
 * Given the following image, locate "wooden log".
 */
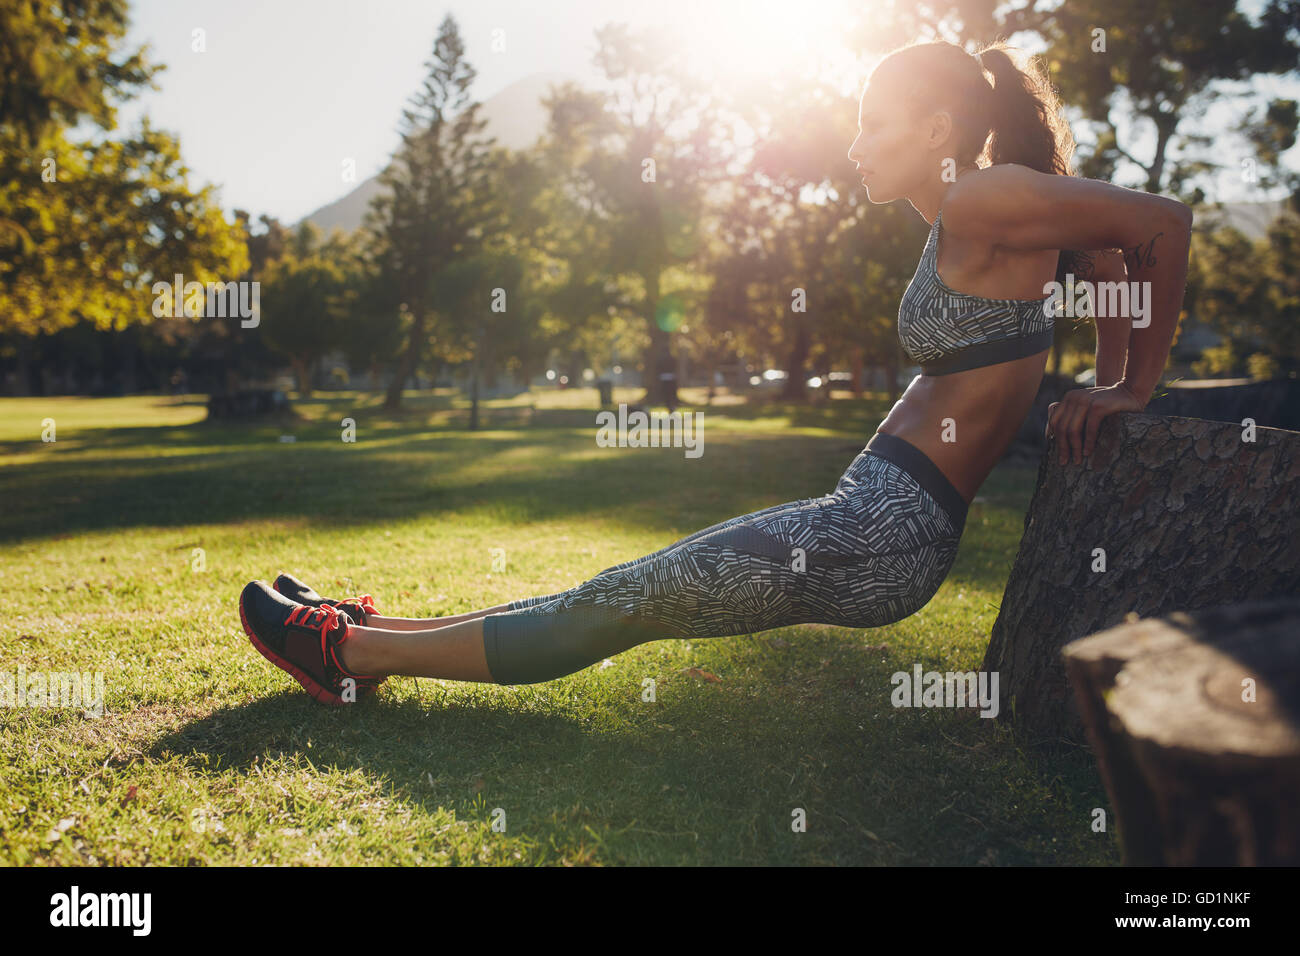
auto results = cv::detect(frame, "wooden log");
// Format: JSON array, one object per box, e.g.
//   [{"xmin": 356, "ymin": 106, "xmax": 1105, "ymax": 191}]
[
  {"xmin": 1063, "ymin": 599, "xmax": 1300, "ymax": 865},
  {"xmin": 981, "ymin": 412, "xmax": 1300, "ymax": 743}
]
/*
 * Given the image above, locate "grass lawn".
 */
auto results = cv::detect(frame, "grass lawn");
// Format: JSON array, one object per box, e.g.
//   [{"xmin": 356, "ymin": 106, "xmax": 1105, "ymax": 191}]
[{"xmin": 0, "ymin": 388, "xmax": 1117, "ymax": 865}]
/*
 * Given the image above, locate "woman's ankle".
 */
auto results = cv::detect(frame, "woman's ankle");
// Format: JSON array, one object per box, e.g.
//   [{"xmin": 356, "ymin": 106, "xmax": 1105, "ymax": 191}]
[{"xmin": 338, "ymin": 630, "xmax": 387, "ymax": 678}]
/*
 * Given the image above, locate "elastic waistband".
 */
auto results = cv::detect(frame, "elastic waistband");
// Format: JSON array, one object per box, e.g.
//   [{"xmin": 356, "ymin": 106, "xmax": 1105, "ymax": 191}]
[
  {"xmin": 918, "ymin": 327, "xmax": 1054, "ymax": 376},
  {"xmin": 864, "ymin": 431, "xmax": 969, "ymax": 532}
]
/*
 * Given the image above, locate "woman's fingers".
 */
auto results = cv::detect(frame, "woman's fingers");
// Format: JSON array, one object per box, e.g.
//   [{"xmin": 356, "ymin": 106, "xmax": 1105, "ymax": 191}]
[
  {"xmin": 1049, "ymin": 385, "xmax": 1147, "ymax": 463},
  {"xmin": 1045, "ymin": 400, "xmax": 1062, "ymax": 439},
  {"xmin": 1082, "ymin": 400, "xmax": 1108, "ymax": 459}
]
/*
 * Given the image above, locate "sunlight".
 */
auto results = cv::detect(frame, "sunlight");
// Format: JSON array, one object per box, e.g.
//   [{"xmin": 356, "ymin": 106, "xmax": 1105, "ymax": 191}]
[{"xmin": 659, "ymin": 0, "xmax": 856, "ymax": 84}]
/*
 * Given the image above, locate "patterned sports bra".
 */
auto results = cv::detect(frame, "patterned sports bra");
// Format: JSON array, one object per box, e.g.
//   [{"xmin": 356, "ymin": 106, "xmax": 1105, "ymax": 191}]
[{"xmin": 897, "ymin": 208, "xmax": 1056, "ymax": 375}]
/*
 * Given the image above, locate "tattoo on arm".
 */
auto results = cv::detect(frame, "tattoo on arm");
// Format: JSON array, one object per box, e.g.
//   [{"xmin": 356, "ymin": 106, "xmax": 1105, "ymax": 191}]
[
  {"xmin": 1072, "ymin": 251, "xmax": 1096, "ymax": 281},
  {"xmin": 1121, "ymin": 233, "xmax": 1162, "ymax": 273}
]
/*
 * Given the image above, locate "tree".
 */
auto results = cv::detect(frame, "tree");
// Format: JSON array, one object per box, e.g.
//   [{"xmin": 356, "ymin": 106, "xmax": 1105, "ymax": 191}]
[
  {"xmin": 539, "ymin": 24, "xmax": 727, "ymax": 408},
  {"xmin": 1183, "ymin": 215, "xmax": 1300, "ymax": 376},
  {"xmin": 1036, "ymin": 0, "xmax": 1300, "ymax": 197},
  {"xmin": 0, "ymin": 1, "xmax": 248, "ymax": 338},
  {"xmin": 982, "ymin": 412, "xmax": 1300, "ymax": 744},
  {"xmin": 258, "ymin": 223, "xmax": 359, "ymax": 397},
  {"xmin": 706, "ymin": 73, "xmax": 926, "ymax": 402},
  {"xmin": 367, "ymin": 13, "xmax": 500, "ymax": 410},
  {"xmin": 0, "ymin": 0, "xmax": 154, "ymax": 147}
]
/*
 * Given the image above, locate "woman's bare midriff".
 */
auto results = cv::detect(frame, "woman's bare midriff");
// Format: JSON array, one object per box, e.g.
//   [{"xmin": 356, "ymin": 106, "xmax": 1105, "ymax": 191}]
[{"xmin": 875, "ymin": 348, "xmax": 1050, "ymax": 504}]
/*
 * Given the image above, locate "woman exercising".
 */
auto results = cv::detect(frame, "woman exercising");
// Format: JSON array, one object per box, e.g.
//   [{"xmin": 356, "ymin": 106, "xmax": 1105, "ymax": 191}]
[{"xmin": 238, "ymin": 39, "xmax": 1192, "ymax": 705}]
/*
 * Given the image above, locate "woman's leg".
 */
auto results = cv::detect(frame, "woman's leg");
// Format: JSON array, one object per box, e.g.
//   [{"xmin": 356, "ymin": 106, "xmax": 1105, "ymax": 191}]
[
  {"xmin": 335, "ymin": 443, "xmax": 966, "ymax": 686},
  {"xmin": 341, "ymin": 618, "xmax": 494, "ymax": 682},
  {"xmin": 357, "ymin": 499, "xmax": 811, "ymax": 632},
  {"xmin": 365, "ymin": 605, "xmax": 513, "ymax": 631}
]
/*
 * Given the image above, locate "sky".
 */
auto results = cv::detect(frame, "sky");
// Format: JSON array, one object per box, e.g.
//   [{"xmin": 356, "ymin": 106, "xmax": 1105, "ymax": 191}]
[
  {"xmin": 117, "ymin": 0, "xmax": 859, "ymax": 223},
  {"xmin": 115, "ymin": 0, "xmax": 1299, "ymax": 225},
  {"xmin": 119, "ymin": 0, "xmax": 617, "ymax": 222}
]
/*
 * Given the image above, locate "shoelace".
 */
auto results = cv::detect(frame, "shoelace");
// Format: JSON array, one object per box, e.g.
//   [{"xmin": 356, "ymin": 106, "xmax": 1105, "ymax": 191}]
[
  {"xmin": 333, "ymin": 594, "xmax": 378, "ymax": 619},
  {"xmin": 286, "ymin": 602, "xmax": 345, "ymax": 648},
  {"xmin": 287, "ymin": 601, "xmax": 343, "ymax": 635},
  {"xmin": 287, "ymin": 602, "xmax": 382, "ymax": 687}
]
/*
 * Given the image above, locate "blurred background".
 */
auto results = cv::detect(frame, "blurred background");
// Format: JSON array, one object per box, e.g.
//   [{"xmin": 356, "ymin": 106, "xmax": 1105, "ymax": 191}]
[
  {"xmin": 3, "ymin": 0, "xmax": 1299, "ymax": 423},
  {"xmin": 6, "ymin": 0, "xmax": 1300, "ymax": 869}
]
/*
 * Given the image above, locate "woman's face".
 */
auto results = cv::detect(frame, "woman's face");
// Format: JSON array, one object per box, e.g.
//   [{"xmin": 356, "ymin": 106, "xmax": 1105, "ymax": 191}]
[{"xmin": 847, "ymin": 79, "xmax": 939, "ymax": 204}]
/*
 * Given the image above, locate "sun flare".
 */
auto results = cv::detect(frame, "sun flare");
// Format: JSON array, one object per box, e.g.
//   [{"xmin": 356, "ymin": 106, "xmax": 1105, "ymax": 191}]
[{"xmin": 660, "ymin": 0, "xmax": 857, "ymax": 85}]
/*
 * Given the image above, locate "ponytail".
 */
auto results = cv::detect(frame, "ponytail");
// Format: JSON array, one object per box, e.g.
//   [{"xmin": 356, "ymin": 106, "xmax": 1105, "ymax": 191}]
[
  {"xmin": 976, "ymin": 43, "xmax": 1087, "ymax": 285},
  {"xmin": 975, "ymin": 44, "xmax": 1075, "ymax": 177}
]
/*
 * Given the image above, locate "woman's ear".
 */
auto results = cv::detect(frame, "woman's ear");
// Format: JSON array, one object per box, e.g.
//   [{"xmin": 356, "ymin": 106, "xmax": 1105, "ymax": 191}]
[{"xmin": 927, "ymin": 109, "xmax": 955, "ymax": 152}]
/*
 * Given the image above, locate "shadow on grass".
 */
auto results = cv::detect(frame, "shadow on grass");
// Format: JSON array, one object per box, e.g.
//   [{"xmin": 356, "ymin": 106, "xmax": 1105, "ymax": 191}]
[
  {"xmin": 151, "ymin": 627, "xmax": 1110, "ymax": 865},
  {"xmin": 0, "ymin": 419, "xmax": 881, "ymax": 544}
]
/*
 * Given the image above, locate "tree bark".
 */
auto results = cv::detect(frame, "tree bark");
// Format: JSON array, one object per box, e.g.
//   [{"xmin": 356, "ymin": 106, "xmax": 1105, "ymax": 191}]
[
  {"xmin": 982, "ymin": 412, "xmax": 1300, "ymax": 744},
  {"xmin": 385, "ymin": 311, "xmax": 427, "ymax": 410},
  {"xmin": 1064, "ymin": 598, "xmax": 1300, "ymax": 865}
]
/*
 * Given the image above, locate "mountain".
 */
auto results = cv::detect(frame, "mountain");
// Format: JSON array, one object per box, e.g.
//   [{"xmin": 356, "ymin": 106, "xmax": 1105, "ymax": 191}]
[
  {"xmin": 1197, "ymin": 197, "xmax": 1292, "ymax": 240},
  {"xmin": 300, "ymin": 71, "xmax": 581, "ymax": 234}
]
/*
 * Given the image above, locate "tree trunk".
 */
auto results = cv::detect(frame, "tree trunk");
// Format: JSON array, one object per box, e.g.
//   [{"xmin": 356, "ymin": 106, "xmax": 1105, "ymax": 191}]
[
  {"xmin": 982, "ymin": 412, "xmax": 1300, "ymax": 744},
  {"xmin": 290, "ymin": 356, "xmax": 313, "ymax": 399},
  {"xmin": 385, "ymin": 311, "xmax": 427, "ymax": 410},
  {"xmin": 779, "ymin": 320, "xmax": 810, "ymax": 400},
  {"xmin": 1064, "ymin": 598, "xmax": 1300, "ymax": 865},
  {"xmin": 469, "ymin": 347, "xmax": 481, "ymax": 431},
  {"xmin": 17, "ymin": 335, "xmax": 39, "ymax": 396},
  {"xmin": 640, "ymin": 324, "xmax": 678, "ymax": 411}
]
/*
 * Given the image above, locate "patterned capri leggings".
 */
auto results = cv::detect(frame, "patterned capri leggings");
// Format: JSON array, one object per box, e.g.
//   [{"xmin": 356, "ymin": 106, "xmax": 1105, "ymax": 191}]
[{"xmin": 481, "ymin": 431, "xmax": 969, "ymax": 684}]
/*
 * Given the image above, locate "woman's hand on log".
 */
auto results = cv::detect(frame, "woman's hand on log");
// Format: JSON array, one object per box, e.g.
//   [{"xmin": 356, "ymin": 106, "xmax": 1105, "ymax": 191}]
[{"xmin": 1045, "ymin": 382, "xmax": 1145, "ymax": 465}]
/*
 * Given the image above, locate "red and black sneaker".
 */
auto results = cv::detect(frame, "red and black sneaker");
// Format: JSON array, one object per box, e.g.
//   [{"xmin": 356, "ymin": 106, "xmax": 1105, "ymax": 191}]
[
  {"xmin": 239, "ymin": 580, "xmax": 384, "ymax": 705},
  {"xmin": 273, "ymin": 572, "xmax": 380, "ymax": 627}
]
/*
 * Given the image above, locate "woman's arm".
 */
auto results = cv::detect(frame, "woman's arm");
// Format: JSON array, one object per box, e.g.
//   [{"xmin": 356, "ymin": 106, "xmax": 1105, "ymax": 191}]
[
  {"xmin": 1076, "ymin": 249, "xmax": 1132, "ymax": 388},
  {"xmin": 943, "ymin": 165, "xmax": 1193, "ymax": 463}
]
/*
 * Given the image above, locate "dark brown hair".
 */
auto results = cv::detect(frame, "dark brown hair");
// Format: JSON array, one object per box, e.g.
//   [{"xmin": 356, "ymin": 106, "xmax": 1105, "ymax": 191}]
[{"xmin": 871, "ymin": 40, "xmax": 1086, "ymax": 283}]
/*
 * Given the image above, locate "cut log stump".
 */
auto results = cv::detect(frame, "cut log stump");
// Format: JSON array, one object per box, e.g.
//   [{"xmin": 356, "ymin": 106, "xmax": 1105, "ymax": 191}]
[
  {"xmin": 981, "ymin": 412, "xmax": 1300, "ymax": 743},
  {"xmin": 1064, "ymin": 598, "xmax": 1300, "ymax": 865}
]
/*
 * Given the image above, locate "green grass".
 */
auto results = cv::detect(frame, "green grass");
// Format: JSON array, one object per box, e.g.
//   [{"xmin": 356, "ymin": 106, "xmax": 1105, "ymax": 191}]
[{"xmin": 0, "ymin": 388, "xmax": 1116, "ymax": 866}]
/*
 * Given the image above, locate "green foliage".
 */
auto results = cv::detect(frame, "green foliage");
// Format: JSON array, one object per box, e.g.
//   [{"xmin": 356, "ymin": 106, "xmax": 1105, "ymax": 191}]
[
  {"xmin": 0, "ymin": 0, "xmax": 156, "ymax": 147},
  {"xmin": 533, "ymin": 24, "xmax": 726, "ymax": 398},
  {"xmin": 256, "ymin": 223, "xmax": 360, "ymax": 396},
  {"xmin": 0, "ymin": 124, "xmax": 249, "ymax": 335},
  {"xmin": 5, "ymin": 0, "xmax": 1299, "ymax": 392},
  {"xmin": 0, "ymin": 0, "xmax": 248, "ymax": 337},
  {"xmin": 365, "ymin": 13, "xmax": 508, "ymax": 406},
  {"xmin": 1032, "ymin": 0, "xmax": 1300, "ymax": 195},
  {"xmin": 1186, "ymin": 214, "xmax": 1300, "ymax": 376}
]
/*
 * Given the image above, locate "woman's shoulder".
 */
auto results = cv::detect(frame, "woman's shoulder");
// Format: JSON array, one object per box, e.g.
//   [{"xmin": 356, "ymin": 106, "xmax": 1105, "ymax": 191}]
[
  {"xmin": 942, "ymin": 164, "xmax": 1097, "ymax": 247},
  {"xmin": 944, "ymin": 164, "xmax": 1047, "ymax": 221}
]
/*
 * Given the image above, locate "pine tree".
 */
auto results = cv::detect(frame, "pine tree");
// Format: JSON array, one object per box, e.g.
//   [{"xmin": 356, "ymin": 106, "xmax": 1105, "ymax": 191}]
[{"xmin": 367, "ymin": 13, "xmax": 500, "ymax": 409}]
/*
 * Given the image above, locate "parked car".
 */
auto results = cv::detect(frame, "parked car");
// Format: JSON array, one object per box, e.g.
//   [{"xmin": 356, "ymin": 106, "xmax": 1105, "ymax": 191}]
[
  {"xmin": 749, "ymin": 369, "xmax": 788, "ymax": 389},
  {"xmin": 806, "ymin": 371, "xmax": 855, "ymax": 391}
]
